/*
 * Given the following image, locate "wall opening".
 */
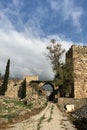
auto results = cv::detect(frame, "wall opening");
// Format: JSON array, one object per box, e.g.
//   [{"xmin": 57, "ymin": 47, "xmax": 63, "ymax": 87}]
[{"xmin": 42, "ymin": 83, "xmax": 55, "ymax": 101}]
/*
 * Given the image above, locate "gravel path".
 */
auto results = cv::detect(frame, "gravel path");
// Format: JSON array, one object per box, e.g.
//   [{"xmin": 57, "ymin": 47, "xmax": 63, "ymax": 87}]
[{"xmin": 6, "ymin": 103, "xmax": 77, "ymax": 130}]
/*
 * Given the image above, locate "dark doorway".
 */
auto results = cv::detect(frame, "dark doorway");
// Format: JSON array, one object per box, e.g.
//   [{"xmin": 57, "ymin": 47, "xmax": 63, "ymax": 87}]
[{"xmin": 42, "ymin": 83, "xmax": 55, "ymax": 101}]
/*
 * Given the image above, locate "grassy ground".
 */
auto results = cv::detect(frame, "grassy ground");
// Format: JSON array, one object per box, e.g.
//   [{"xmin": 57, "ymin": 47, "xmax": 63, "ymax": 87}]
[{"xmin": 0, "ymin": 97, "xmax": 47, "ymax": 129}]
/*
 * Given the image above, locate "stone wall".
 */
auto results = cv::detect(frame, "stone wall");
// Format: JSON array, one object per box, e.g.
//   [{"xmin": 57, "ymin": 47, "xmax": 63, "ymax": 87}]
[
  {"xmin": 24, "ymin": 75, "xmax": 38, "ymax": 83},
  {"xmin": 66, "ymin": 45, "xmax": 87, "ymax": 99},
  {"xmin": 5, "ymin": 80, "xmax": 22, "ymax": 98},
  {"xmin": 58, "ymin": 98, "xmax": 87, "ymax": 111},
  {"xmin": 66, "ymin": 46, "xmax": 74, "ymax": 97},
  {"xmin": 5, "ymin": 75, "xmax": 39, "ymax": 98},
  {"xmin": 5, "ymin": 80, "xmax": 39, "ymax": 99}
]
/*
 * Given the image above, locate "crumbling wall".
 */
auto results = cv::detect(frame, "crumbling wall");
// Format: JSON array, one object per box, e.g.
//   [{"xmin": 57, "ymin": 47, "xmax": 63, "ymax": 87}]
[
  {"xmin": 5, "ymin": 80, "xmax": 22, "ymax": 98},
  {"xmin": 24, "ymin": 75, "xmax": 38, "ymax": 83},
  {"xmin": 5, "ymin": 75, "xmax": 39, "ymax": 98}
]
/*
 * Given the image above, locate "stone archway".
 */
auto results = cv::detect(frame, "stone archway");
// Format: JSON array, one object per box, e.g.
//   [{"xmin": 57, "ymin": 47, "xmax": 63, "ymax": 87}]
[
  {"xmin": 28, "ymin": 81, "xmax": 58, "ymax": 102},
  {"xmin": 41, "ymin": 83, "xmax": 56, "ymax": 101},
  {"xmin": 42, "ymin": 82, "xmax": 55, "ymax": 91}
]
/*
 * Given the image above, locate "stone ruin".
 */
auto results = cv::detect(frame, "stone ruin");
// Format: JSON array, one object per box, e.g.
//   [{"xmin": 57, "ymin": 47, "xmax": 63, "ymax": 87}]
[
  {"xmin": 4, "ymin": 76, "xmax": 39, "ymax": 98},
  {"xmin": 24, "ymin": 75, "xmax": 38, "ymax": 83},
  {"xmin": 66, "ymin": 45, "xmax": 87, "ymax": 99},
  {"xmin": 1, "ymin": 45, "xmax": 87, "ymax": 100}
]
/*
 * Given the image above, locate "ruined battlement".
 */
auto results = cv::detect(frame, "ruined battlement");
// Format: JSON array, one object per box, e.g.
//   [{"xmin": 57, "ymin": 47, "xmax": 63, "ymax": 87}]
[
  {"xmin": 24, "ymin": 75, "xmax": 39, "ymax": 83},
  {"xmin": 72, "ymin": 44, "xmax": 87, "ymax": 51},
  {"xmin": 66, "ymin": 45, "xmax": 87, "ymax": 58}
]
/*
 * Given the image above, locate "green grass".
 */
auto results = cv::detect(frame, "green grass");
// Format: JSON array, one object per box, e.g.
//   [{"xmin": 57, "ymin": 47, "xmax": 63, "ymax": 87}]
[
  {"xmin": 0, "ymin": 99, "xmax": 33, "ymax": 118},
  {"xmin": 4, "ymin": 99, "xmax": 24, "ymax": 104},
  {"xmin": 13, "ymin": 100, "xmax": 26, "ymax": 107},
  {"xmin": 0, "ymin": 99, "xmax": 34, "ymax": 121},
  {"xmin": 47, "ymin": 104, "xmax": 54, "ymax": 122},
  {"xmin": 26, "ymin": 102, "xmax": 33, "ymax": 109},
  {"xmin": 4, "ymin": 99, "xmax": 33, "ymax": 109},
  {"xmin": 0, "ymin": 104, "xmax": 13, "ymax": 113},
  {"xmin": 3, "ymin": 99, "xmax": 13, "ymax": 103},
  {"xmin": 37, "ymin": 114, "xmax": 45, "ymax": 130},
  {"xmin": 0, "ymin": 105, "xmax": 7, "ymax": 110},
  {"xmin": 0, "ymin": 113, "xmax": 18, "ymax": 119}
]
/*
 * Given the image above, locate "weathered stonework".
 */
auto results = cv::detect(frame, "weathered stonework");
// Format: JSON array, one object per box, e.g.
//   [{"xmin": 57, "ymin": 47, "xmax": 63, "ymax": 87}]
[
  {"xmin": 24, "ymin": 75, "xmax": 38, "ymax": 83},
  {"xmin": 5, "ymin": 76, "xmax": 39, "ymax": 98},
  {"xmin": 66, "ymin": 45, "xmax": 87, "ymax": 99},
  {"xmin": 5, "ymin": 80, "xmax": 22, "ymax": 98}
]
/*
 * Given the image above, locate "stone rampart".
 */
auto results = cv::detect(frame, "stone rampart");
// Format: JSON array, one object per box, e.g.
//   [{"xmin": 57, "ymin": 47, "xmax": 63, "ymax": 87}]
[
  {"xmin": 66, "ymin": 45, "xmax": 87, "ymax": 99},
  {"xmin": 5, "ymin": 75, "xmax": 39, "ymax": 98},
  {"xmin": 24, "ymin": 75, "xmax": 38, "ymax": 83}
]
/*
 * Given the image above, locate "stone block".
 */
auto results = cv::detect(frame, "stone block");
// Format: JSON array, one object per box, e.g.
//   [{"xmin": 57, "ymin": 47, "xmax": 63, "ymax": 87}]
[{"xmin": 65, "ymin": 104, "xmax": 74, "ymax": 112}]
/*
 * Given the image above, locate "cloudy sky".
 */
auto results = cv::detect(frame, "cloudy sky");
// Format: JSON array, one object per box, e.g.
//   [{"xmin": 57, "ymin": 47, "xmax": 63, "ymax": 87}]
[{"xmin": 0, "ymin": 0, "xmax": 87, "ymax": 80}]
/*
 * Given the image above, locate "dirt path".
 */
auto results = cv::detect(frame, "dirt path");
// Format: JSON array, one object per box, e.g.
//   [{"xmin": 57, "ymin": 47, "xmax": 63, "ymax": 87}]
[{"xmin": 6, "ymin": 103, "xmax": 77, "ymax": 130}]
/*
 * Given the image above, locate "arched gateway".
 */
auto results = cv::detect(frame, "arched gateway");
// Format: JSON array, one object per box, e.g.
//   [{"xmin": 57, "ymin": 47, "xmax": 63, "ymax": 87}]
[{"xmin": 29, "ymin": 81, "xmax": 58, "ymax": 102}]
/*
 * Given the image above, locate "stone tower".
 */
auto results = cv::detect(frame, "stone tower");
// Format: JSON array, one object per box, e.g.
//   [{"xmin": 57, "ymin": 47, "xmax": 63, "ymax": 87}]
[
  {"xmin": 24, "ymin": 75, "xmax": 38, "ymax": 83},
  {"xmin": 66, "ymin": 45, "xmax": 87, "ymax": 99}
]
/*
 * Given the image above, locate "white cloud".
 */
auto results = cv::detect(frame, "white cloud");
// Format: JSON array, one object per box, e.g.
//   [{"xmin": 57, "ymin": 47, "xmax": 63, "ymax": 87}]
[
  {"xmin": 0, "ymin": 0, "xmax": 82, "ymax": 80},
  {"xmin": 0, "ymin": 26, "xmax": 74, "ymax": 80},
  {"xmin": 0, "ymin": 11, "xmax": 14, "ymax": 30},
  {"xmin": 49, "ymin": 0, "xmax": 83, "ymax": 32},
  {"xmin": 0, "ymin": 29, "xmax": 54, "ymax": 80}
]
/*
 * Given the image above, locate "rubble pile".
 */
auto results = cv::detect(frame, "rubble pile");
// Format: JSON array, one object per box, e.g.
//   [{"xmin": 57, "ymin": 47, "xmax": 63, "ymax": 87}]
[
  {"xmin": 72, "ymin": 105, "xmax": 87, "ymax": 130},
  {"xmin": 26, "ymin": 86, "xmax": 47, "ymax": 109},
  {"xmin": 73, "ymin": 106, "xmax": 87, "ymax": 119},
  {"xmin": 0, "ymin": 81, "xmax": 47, "ymax": 128}
]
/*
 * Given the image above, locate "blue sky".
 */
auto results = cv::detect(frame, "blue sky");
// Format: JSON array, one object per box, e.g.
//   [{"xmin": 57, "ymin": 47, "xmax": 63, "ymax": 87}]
[{"xmin": 0, "ymin": 0, "xmax": 87, "ymax": 80}]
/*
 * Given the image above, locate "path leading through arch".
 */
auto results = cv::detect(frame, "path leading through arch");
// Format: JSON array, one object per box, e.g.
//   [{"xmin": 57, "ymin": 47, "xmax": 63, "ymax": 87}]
[{"xmin": 6, "ymin": 103, "xmax": 76, "ymax": 130}]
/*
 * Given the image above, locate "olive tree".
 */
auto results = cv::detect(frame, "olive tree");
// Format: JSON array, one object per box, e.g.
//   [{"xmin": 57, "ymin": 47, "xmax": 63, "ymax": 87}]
[{"xmin": 46, "ymin": 39, "xmax": 65, "ymax": 86}]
